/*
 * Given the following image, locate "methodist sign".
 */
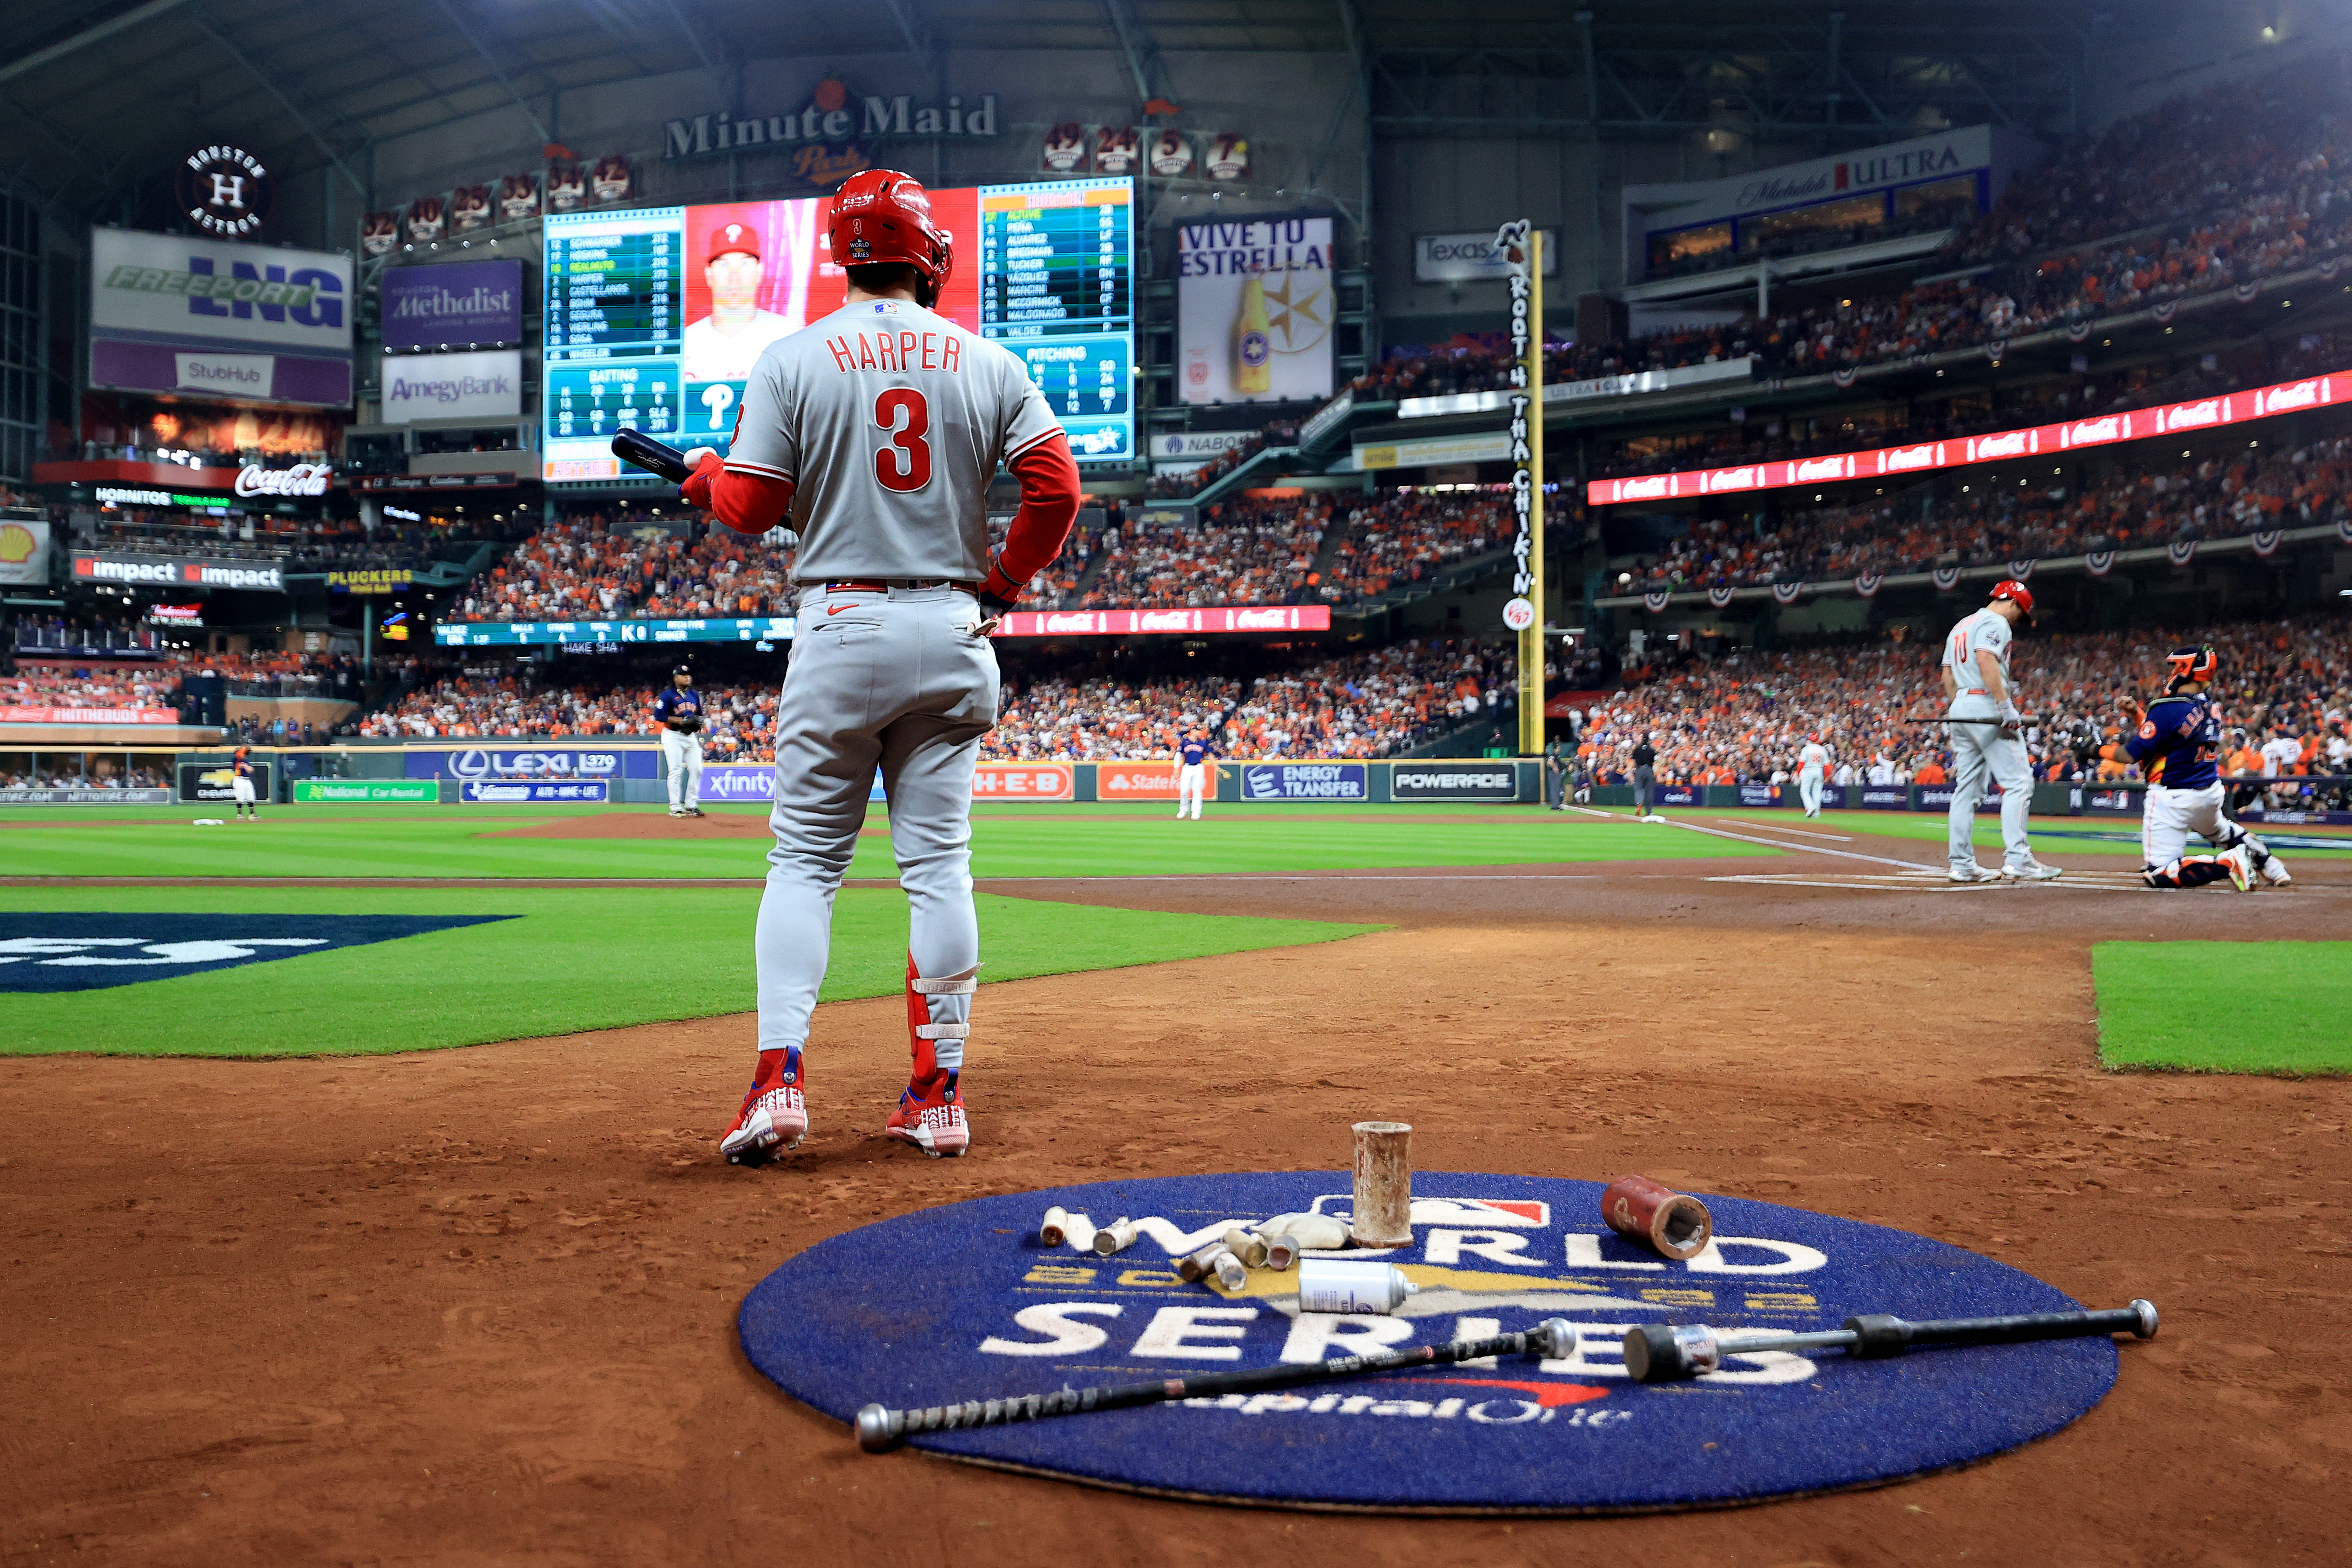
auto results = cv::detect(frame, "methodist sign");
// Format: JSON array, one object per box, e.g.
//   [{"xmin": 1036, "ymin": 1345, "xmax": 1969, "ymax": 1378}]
[{"xmin": 88, "ymin": 229, "xmax": 353, "ymax": 408}]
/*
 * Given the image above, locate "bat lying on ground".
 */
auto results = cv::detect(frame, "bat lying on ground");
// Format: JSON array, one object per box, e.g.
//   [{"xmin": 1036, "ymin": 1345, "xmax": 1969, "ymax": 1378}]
[
  {"xmin": 1623, "ymin": 1300, "xmax": 2157, "ymax": 1381},
  {"xmin": 853, "ymin": 1318, "xmax": 1574, "ymax": 1453}
]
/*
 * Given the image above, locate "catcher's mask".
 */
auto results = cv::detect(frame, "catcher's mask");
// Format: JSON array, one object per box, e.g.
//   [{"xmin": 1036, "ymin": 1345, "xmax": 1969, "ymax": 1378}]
[{"xmin": 2165, "ymin": 645, "xmax": 2217, "ymax": 693}]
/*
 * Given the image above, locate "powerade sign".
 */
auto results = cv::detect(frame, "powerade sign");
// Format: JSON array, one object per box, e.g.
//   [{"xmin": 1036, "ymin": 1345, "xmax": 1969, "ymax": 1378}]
[
  {"xmin": 404, "ymin": 747, "xmax": 657, "ymax": 780},
  {"xmin": 741, "ymin": 1171, "xmax": 2120, "ymax": 1512},
  {"xmin": 460, "ymin": 780, "xmax": 610, "ymax": 803},
  {"xmin": 380, "ymin": 259, "xmax": 523, "ymax": 350},
  {"xmin": 1391, "ymin": 763, "xmax": 1520, "ymax": 801},
  {"xmin": 1241, "ymin": 762, "xmax": 1366, "ymax": 801}
]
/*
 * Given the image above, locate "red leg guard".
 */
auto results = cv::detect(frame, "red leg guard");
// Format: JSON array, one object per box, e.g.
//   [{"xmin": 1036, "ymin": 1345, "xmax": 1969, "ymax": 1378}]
[{"xmin": 904, "ymin": 953, "xmax": 941, "ymax": 1084}]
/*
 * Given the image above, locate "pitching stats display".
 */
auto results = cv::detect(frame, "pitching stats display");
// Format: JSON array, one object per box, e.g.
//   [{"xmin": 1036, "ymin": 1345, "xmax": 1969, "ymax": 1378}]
[{"xmin": 542, "ymin": 177, "xmax": 1135, "ymax": 481}]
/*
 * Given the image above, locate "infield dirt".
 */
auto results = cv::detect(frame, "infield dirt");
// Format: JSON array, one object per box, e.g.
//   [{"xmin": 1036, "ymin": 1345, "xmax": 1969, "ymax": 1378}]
[{"xmin": 4, "ymin": 832, "xmax": 2347, "ymax": 1564}]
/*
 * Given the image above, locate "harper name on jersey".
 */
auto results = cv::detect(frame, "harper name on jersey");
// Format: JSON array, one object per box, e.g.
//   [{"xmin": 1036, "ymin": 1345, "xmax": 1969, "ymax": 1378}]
[{"xmin": 2125, "ymin": 695, "xmax": 2221, "ymax": 789}]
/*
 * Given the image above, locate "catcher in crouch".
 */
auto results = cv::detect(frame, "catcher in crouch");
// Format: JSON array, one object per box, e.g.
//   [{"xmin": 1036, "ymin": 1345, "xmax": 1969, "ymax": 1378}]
[{"xmin": 2120, "ymin": 644, "xmax": 2291, "ymax": 890}]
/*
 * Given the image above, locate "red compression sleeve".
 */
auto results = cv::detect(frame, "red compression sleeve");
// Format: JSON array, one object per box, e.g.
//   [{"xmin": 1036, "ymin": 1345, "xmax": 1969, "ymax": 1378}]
[
  {"xmin": 982, "ymin": 433, "xmax": 1081, "ymax": 603},
  {"xmin": 683, "ymin": 451, "xmax": 796, "ymax": 536}
]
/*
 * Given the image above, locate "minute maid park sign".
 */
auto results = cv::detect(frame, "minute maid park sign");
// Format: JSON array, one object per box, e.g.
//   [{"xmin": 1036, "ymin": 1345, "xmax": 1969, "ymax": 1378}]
[{"xmin": 664, "ymin": 77, "xmax": 999, "ymax": 162}]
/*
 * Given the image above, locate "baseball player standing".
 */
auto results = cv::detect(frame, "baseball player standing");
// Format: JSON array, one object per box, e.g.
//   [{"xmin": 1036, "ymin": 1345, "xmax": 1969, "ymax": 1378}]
[
  {"xmin": 1632, "ymin": 733, "xmax": 1663, "ymax": 822},
  {"xmin": 1941, "ymin": 580, "xmax": 2061, "ymax": 883},
  {"xmin": 652, "ymin": 664, "xmax": 706, "ymax": 818},
  {"xmin": 1176, "ymin": 729, "xmax": 1217, "ymax": 820},
  {"xmin": 678, "ymin": 170, "xmax": 1080, "ymax": 1163},
  {"xmin": 230, "ymin": 744, "xmax": 258, "ymax": 821},
  {"xmin": 1796, "ymin": 732, "xmax": 1831, "ymax": 818},
  {"xmin": 2119, "ymin": 645, "xmax": 2290, "ymax": 890}
]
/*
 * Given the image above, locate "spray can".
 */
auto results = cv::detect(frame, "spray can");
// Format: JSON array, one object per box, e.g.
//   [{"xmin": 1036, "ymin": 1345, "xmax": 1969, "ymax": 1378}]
[{"xmin": 1297, "ymin": 1257, "xmax": 1419, "ymax": 1315}]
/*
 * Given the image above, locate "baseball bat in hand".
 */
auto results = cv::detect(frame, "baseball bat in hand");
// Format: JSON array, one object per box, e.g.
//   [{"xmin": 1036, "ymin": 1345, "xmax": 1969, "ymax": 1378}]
[
  {"xmin": 854, "ymin": 1318, "xmax": 1574, "ymax": 1453},
  {"xmin": 1625, "ymin": 1299, "xmax": 2156, "ymax": 1381},
  {"xmin": 612, "ymin": 427, "xmax": 692, "ymax": 484}
]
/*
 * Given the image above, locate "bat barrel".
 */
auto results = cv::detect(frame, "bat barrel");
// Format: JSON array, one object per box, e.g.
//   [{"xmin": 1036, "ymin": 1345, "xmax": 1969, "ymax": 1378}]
[{"xmin": 1845, "ymin": 1301, "xmax": 2159, "ymax": 1357}]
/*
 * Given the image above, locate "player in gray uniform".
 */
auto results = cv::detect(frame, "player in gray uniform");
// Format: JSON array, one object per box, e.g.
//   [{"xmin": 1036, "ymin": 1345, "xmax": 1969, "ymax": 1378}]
[
  {"xmin": 1941, "ymin": 579, "xmax": 2061, "ymax": 883},
  {"xmin": 679, "ymin": 170, "xmax": 1082, "ymax": 1163}
]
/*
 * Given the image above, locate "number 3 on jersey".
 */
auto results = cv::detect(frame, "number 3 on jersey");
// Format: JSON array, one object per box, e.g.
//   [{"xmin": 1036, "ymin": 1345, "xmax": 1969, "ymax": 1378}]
[{"xmin": 875, "ymin": 389, "xmax": 931, "ymax": 492}]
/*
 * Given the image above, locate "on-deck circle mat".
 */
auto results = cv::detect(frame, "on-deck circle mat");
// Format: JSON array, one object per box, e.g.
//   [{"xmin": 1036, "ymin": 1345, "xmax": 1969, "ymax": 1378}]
[{"xmin": 740, "ymin": 1172, "xmax": 2121, "ymax": 1513}]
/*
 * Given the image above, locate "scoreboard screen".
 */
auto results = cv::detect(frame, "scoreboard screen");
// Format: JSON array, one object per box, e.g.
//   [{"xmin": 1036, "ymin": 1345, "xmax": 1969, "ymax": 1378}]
[{"xmin": 542, "ymin": 177, "xmax": 1135, "ymax": 482}]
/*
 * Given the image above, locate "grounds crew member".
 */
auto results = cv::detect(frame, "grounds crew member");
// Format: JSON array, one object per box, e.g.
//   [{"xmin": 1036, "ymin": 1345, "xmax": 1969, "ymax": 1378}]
[
  {"xmin": 652, "ymin": 665, "xmax": 708, "ymax": 818},
  {"xmin": 680, "ymin": 170, "xmax": 1080, "ymax": 1163},
  {"xmin": 2120, "ymin": 644, "xmax": 2290, "ymax": 890}
]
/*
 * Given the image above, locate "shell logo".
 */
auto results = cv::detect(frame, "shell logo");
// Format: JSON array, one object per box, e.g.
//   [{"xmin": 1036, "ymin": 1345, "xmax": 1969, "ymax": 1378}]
[{"xmin": 0, "ymin": 523, "xmax": 35, "ymax": 565}]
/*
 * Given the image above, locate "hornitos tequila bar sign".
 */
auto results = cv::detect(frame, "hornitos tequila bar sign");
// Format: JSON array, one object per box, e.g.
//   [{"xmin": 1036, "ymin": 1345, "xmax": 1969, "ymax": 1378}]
[{"xmin": 664, "ymin": 78, "xmax": 999, "ymax": 161}]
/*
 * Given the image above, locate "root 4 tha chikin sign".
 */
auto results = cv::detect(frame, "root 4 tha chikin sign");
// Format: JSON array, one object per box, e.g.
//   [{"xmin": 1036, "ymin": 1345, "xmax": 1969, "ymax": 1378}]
[
  {"xmin": 741, "ymin": 1172, "xmax": 2123, "ymax": 1512},
  {"xmin": 1497, "ymin": 219, "xmax": 1544, "ymax": 756}
]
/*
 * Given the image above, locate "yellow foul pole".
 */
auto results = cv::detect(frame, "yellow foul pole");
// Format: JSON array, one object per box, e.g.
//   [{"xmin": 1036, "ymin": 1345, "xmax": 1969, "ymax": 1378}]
[{"xmin": 1501, "ymin": 223, "xmax": 1545, "ymax": 755}]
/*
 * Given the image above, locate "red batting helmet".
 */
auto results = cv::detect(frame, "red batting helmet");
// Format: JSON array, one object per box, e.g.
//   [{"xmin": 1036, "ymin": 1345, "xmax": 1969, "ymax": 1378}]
[
  {"xmin": 1989, "ymin": 578, "xmax": 2034, "ymax": 620},
  {"xmin": 827, "ymin": 169, "xmax": 952, "ymax": 305}
]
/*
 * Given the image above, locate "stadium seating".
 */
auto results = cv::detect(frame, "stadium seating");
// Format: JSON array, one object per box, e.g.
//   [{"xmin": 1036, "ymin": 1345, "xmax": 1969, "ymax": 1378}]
[
  {"xmin": 1625, "ymin": 434, "xmax": 2352, "ymax": 591},
  {"xmin": 1074, "ymin": 495, "xmax": 1335, "ymax": 608},
  {"xmin": 1573, "ymin": 616, "xmax": 2352, "ymax": 794},
  {"xmin": 457, "ymin": 510, "xmax": 794, "ymax": 622}
]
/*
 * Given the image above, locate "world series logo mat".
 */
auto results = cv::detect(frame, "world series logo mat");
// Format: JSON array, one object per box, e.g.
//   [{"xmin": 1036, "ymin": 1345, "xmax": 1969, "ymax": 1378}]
[
  {"xmin": 0, "ymin": 913, "xmax": 517, "ymax": 992},
  {"xmin": 741, "ymin": 1172, "xmax": 2122, "ymax": 1513}
]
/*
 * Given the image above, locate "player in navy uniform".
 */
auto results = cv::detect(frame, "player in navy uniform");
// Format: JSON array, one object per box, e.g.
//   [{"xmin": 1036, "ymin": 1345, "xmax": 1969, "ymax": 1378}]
[
  {"xmin": 2119, "ymin": 645, "xmax": 2289, "ymax": 890},
  {"xmin": 230, "ymin": 745, "xmax": 259, "ymax": 822},
  {"xmin": 651, "ymin": 665, "xmax": 707, "ymax": 818},
  {"xmin": 1175, "ymin": 730, "xmax": 1217, "ymax": 820}
]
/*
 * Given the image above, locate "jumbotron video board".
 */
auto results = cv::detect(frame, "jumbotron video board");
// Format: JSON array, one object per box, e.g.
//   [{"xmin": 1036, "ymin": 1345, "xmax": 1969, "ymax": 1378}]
[{"xmin": 542, "ymin": 176, "xmax": 1135, "ymax": 480}]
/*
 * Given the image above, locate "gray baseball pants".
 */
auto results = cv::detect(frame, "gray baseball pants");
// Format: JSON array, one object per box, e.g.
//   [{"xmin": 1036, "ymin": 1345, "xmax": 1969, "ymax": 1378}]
[
  {"xmin": 1946, "ymin": 720, "xmax": 2034, "ymax": 869},
  {"xmin": 755, "ymin": 584, "xmax": 998, "ymax": 1071}
]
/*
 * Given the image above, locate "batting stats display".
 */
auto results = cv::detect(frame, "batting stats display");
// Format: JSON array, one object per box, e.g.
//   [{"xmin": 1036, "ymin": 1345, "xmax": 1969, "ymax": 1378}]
[{"xmin": 542, "ymin": 176, "xmax": 1135, "ymax": 481}]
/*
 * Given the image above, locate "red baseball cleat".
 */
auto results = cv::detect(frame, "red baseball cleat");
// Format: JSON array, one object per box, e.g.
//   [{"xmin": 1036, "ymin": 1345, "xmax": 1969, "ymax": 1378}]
[
  {"xmin": 885, "ymin": 1073, "xmax": 969, "ymax": 1158},
  {"xmin": 720, "ymin": 1046, "xmax": 808, "ymax": 1164}
]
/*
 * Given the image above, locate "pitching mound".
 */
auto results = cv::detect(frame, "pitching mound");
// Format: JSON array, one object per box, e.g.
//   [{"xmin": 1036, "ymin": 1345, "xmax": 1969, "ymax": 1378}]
[{"xmin": 741, "ymin": 1172, "xmax": 2125, "ymax": 1513}]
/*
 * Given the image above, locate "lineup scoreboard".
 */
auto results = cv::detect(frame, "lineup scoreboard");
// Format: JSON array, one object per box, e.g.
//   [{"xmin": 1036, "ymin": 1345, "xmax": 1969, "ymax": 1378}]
[
  {"xmin": 975, "ymin": 177, "xmax": 1135, "ymax": 462},
  {"xmin": 541, "ymin": 178, "xmax": 1136, "ymax": 483}
]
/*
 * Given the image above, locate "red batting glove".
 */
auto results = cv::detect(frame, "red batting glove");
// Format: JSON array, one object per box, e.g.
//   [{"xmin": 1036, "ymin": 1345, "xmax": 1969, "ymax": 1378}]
[{"xmin": 680, "ymin": 448, "xmax": 723, "ymax": 511}]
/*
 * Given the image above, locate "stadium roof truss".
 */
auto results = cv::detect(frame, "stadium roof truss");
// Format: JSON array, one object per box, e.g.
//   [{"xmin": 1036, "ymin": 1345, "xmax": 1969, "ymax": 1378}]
[{"xmin": 0, "ymin": 0, "xmax": 2200, "ymax": 224}]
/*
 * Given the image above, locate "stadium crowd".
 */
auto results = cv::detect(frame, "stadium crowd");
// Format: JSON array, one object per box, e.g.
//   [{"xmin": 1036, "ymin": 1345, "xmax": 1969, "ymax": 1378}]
[
  {"xmin": 1626, "ymin": 433, "xmax": 2352, "ymax": 591},
  {"xmin": 358, "ymin": 672, "xmax": 778, "ymax": 760},
  {"xmin": 1322, "ymin": 489, "xmax": 1515, "ymax": 602},
  {"xmin": 457, "ymin": 508, "xmax": 795, "ymax": 622},
  {"xmin": 1074, "ymin": 494, "xmax": 1336, "ymax": 608},
  {"xmin": 1330, "ymin": 48, "xmax": 2352, "ymax": 412},
  {"xmin": 1569, "ymin": 616, "xmax": 2352, "ymax": 804}
]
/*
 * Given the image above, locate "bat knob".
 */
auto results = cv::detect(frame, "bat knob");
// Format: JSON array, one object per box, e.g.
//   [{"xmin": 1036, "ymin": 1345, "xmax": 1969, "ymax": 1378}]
[
  {"xmin": 2128, "ymin": 1300, "xmax": 2159, "ymax": 1339},
  {"xmin": 1529, "ymin": 1318, "xmax": 1573, "ymax": 1359},
  {"xmin": 855, "ymin": 1404, "xmax": 902, "ymax": 1453}
]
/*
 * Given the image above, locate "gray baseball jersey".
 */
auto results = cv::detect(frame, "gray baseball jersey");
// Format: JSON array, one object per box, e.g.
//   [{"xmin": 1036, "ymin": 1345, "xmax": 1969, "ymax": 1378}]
[
  {"xmin": 1941, "ymin": 607, "xmax": 2012, "ymax": 718},
  {"xmin": 723, "ymin": 298, "xmax": 1062, "ymax": 583}
]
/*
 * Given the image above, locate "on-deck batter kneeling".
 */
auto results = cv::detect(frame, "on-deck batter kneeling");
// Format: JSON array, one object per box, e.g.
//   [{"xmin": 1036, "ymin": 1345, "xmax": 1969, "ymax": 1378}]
[{"xmin": 674, "ymin": 170, "xmax": 1082, "ymax": 1164}]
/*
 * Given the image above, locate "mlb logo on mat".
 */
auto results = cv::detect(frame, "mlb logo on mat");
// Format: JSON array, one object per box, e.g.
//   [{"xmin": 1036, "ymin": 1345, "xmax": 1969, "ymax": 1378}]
[{"xmin": 0, "ymin": 913, "xmax": 516, "ymax": 992}]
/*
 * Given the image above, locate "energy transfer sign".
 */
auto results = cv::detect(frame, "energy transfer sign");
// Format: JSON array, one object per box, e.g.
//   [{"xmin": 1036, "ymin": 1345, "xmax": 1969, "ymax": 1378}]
[
  {"xmin": 741, "ymin": 1172, "xmax": 2121, "ymax": 1510},
  {"xmin": 0, "ymin": 913, "xmax": 515, "ymax": 993}
]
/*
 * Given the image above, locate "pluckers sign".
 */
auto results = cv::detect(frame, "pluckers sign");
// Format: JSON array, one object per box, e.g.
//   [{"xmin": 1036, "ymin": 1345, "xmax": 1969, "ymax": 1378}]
[{"xmin": 663, "ymin": 77, "xmax": 999, "ymax": 182}]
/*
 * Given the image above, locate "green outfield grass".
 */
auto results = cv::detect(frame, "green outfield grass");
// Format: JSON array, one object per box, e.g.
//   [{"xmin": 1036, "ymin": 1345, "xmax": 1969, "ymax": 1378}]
[
  {"xmin": 0, "ymin": 800, "xmax": 1779, "ymax": 880},
  {"xmin": 0, "ymin": 884, "xmax": 1374, "ymax": 1057},
  {"xmin": 2093, "ymin": 941, "xmax": 2352, "ymax": 1075}
]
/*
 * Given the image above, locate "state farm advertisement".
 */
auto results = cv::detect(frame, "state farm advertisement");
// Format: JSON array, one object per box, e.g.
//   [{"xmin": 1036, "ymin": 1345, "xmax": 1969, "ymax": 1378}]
[
  {"xmin": 1095, "ymin": 762, "xmax": 1179, "ymax": 800},
  {"xmin": 1587, "ymin": 367, "xmax": 2351, "ymax": 507},
  {"xmin": 997, "ymin": 605, "xmax": 1331, "ymax": 637},
  {"xmin": 972, "ymin": 763, "xmax": 1073, "ymax": 801}
]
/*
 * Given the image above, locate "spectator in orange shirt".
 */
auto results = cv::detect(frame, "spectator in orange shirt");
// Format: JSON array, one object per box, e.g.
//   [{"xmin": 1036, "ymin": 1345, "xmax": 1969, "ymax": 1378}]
[{"xmin": 1915, "ymin": 759, "xmax": 1948, "ymax": 786}]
